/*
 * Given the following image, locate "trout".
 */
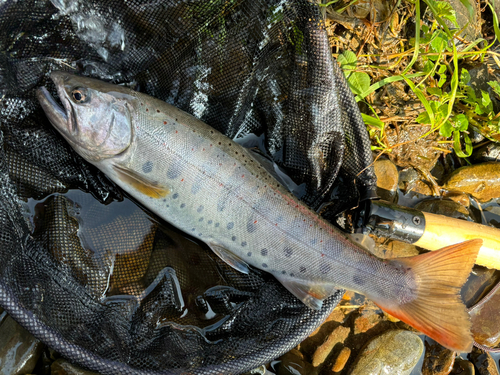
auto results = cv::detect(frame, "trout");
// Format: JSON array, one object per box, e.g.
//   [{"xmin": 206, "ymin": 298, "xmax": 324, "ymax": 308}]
[{"xmin": 37, "ymin": 72, "xmax": 481, "ymax": 352}]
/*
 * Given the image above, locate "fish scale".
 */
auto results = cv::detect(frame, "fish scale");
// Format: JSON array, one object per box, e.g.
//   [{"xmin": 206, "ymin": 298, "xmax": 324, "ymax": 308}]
[{"xmin": 37, "ymin": 71, "xmax": 482, "ymax": 352}]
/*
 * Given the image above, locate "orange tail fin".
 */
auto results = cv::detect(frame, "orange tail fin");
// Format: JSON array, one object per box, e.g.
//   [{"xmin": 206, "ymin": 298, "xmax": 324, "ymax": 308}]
[{"xmin": 374, "ymin": 239, "xmax": 482, "ymax": 352}]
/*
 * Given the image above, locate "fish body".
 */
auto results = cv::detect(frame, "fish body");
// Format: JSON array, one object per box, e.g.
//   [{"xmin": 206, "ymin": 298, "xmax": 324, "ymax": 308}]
[{"xmin": 37, "ymin": 72, "xmax": 481, "ymax": 352}]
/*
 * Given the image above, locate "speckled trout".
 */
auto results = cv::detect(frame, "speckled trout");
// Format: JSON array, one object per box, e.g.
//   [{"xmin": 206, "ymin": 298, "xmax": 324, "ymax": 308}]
[{"xmin": 37, "ymin": 72, "xmax": 481, "ymax": 352}]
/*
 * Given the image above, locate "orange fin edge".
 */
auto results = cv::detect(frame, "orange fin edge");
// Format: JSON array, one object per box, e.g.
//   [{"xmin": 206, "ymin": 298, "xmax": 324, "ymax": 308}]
[{"xmin": 376, "ymin": 239, "xmax": 482, "ymax": 353}]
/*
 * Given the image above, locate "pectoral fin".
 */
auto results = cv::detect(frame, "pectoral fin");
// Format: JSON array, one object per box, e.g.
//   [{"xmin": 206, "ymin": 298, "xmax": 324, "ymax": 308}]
[
  {"xmin": 274, "ymin": 273, "xmax": 340, "ymax": 310},
  {"xmin": 208, "ymin": 243, "xmax": 250, "ymax": 274},
  {"xmin": 113, "ymin": 164, "xmax": 170, "ymax": 198}
]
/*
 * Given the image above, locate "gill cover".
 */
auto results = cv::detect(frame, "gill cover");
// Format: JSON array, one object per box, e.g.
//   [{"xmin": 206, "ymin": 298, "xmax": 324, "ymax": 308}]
[{"xmin": 39, "ymin": 71, "xmax": 133, "ymax": 162}]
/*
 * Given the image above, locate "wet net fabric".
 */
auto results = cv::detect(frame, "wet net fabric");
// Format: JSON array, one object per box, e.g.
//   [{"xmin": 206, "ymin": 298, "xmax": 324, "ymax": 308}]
[{"xmin": 0, "ymin": 0, "xmax": 377, "ymax": 374}]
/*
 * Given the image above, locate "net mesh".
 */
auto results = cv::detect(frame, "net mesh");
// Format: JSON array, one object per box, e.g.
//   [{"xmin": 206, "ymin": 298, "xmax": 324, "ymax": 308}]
[{"xmin": 0, "ymin": 0, "xmax": 377, "ymax": 373}]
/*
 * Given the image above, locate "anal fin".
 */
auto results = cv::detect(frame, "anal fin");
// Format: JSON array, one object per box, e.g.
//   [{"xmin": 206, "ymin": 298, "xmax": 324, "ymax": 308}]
[
  {"xmin": 274, "ymin": 273, "xmax": 340, "ymax": 310},
  {"xmin": 208, "ymin": 243, "xmax": 250, "ymax": 274},
  {"xmin": 113, "ymin": 164, "xmax": 170, "ymax": 198}
]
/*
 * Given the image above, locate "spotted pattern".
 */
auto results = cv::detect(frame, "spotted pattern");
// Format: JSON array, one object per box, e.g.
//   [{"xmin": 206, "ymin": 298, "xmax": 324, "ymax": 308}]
[
  {"xmin": 142, "ymin": 161, "xmax": 153, "ymax": 173},
  {"xmin": 320, "ymin": 263, "xmax": 331, "ymax": 274},
  {"xmin": 241, "ymin": 242, "xmax": 247, "ymax": 247},
  {"xmin": 247, "ymin": 221, "xmax": 257, "ymax": 233},
  {"xmin": 284, "ymin": 247, "xmax": 293, "ymax": 257},
  {"xmin": 172, "ymin": 193, "xmax": 179, "ymax": 199},
  {"xmin": 197, "ymin": 205, "xmax": 204, "ymax": 213},
  {"xmin": 227, "ymin": 222, "xmax": 234, "ymax": 230},
  {"xmin": 191, "ymin": 183, "xmax": 201, "ymax": 195},
  {"xmin": 261, "ymin": 248, "xmax": 268, "ymax": 256},
  {"xmin": 180, "ymin": 203, "xmax": 185, "ymax": 208},
  {"xmin": 247, "ymin": 252, "xmax": 252, "ymax": 257},
  {"xmin": 299, "ymin": 266, "xmax": 306, "ymax": 273},
  {"xmin": 353, "ymin": 274, "xmax": 366, "ymax": 286},
  {"xmin": 167, "ymin": 163, "xmax": 182, "ymax": 179},
  {"xmin": 262, "ymin": 263, "xmax": 268, "ymax": 268},
  {"xmin": 232, "ymin": 236, "xmax": 236, "ymax": 241}
]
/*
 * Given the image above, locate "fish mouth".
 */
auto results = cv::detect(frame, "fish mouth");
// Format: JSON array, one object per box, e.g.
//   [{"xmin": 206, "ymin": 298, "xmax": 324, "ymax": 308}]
[{"xmin": 36, "ymin": 72, "xmax": 76, "ymax": 137}]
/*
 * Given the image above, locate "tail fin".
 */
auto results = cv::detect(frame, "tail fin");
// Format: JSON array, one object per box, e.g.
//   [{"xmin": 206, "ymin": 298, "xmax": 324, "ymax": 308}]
[{"xmin": 374, "ymin": 239, "xmax": 482, "ymax": 352}]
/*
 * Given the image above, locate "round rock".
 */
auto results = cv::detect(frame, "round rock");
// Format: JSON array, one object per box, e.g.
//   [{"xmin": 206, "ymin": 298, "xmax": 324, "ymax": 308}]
[{"xmin": 350, "ymin": 330, "xmax": 424, "ymax": 375}]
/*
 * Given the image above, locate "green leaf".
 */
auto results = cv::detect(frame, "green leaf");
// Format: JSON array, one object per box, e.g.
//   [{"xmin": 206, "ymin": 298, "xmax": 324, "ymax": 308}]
[
  {"xmin": 338, "ymin": 50, "xmax": 357, "ymax": 71},
  {"xmin": 488, "ymin": 81, "xmax": 500, "ymax": 97},
  {"xmin": 453, "ymin": 114, "xmax": 469, "ymax": 131},
  {"xmin": 423, "ymin": 60, "xmax": 434, "ymax": 74},
  {"xmin": 428, "ymin": 0, "xmax": 459, "ymax": 27},
  {"xmin": 361, "ymin": 113, "xmax": 384, "ymax": 129},
  {"xmin": 427, "ymin": 87, "xmax": 442, "ymax": 96},
  {"xmin": 453, "ymin": 130, "xmax": 473, "ymax": 157},
  {"xmin": 459, "ymin": 68, "xmax": 471, "ymax": 86},
  {"xmin": 482, "ymin": 91, "xmax": 492, "ymax": 108},
  {"xmin": 440, "ymin": 120, "xmax": 453, "ymax": 137},
  {"xmin": 416, "ymin": 111, "xmax": 431, "ymax": 124},
  {"xmin": 348, "ymin": 72, "xmax": 371, "ymax": 96},
  {"xmin": 430, "ymin": 30, "xmax": 449, "ymax": 52}
]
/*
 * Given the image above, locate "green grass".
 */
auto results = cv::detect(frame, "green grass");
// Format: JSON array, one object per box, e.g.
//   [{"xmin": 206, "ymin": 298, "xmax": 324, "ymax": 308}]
[{"xmin": 332, "ymin": 0, "xmax": 500, "ymax": 159}]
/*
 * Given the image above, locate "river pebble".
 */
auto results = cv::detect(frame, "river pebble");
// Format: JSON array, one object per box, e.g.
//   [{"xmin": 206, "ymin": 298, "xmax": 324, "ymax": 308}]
[
  {"xmin": 51, "ymin": 359, "xmax": 101, "ymax": 374},
  {"xmin": 422, "ymin": 340, "xmax": 455, "ymax": 375},
  {"xmin": 311, "ymin": 325, "xmax": 350, "ymax": 367},
  {"xmin": 443, "ymin": 162, "xmax": 500, "ymax": 202},
  {"xmin": 470, "ymin": 347, "xmax": 499, "ymax": 375},
  {"xmin": 374, "ymin": 158, "xmax": 399, "ymax": 202},
  {"xmin": 278, "ymin": 349, "xmax": 315, "ymax": 375},
  {"xmin": 450, "ymin": 358, "xmax": 475, "ymax": 374},
  {"xmin": 349, "ymin": 329, "xmax": 423, "ymax": 375},
  {"xmin": 331, "ymin": 346, "xmax": 351, "ymax": 373},
  {"xmin": 469, "ymin": 281, "xmax": 500, "ymax": 348},
  {"xmin": 0, "ymin": 315, "xmax": 44, "ymax": 375}
]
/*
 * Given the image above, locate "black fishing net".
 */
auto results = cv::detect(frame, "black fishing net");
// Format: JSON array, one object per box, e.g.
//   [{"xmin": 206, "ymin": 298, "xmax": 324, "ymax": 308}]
[{"xmin": 0, "ymin": 0, "xmax": 377, "ymax": 373}]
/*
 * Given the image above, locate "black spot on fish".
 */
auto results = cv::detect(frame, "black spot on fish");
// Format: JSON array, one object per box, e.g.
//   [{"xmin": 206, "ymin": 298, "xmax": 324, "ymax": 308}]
[
  {"xmin": 163, "ymin": 199, "xmax": 167, "ymax": 202},
  {"xmin": 262, "ymin": 263, "xmax": 268, "ymax": 268},
  {"xmin": 261, "ymin": 248, "xmax": 268, "ymax": 256},
  {"xmin": 284, "ymin": 247, "xmax": 293, "ymax": 257},
  {"xmin": 320, "ymin": 263, "xmax": 331, "ymax": 274},
  {"xmin": 232, "ymin": 236, "xmax": 236, "ymax": 241},
  {"xmin": 247, "ymin": 252, "xmax": 252, "ymax": 257},
  {"xmin": 290, "ymin": 273, "xmax": 294, "ymax": 277},
  {"xmin": 142, "ymin": 161, "xmax": 153, "ymax": 173},
  {"xmin": 180, "ymin": 203, "xmax": 185, "ymax": 208},
  {"xmin": 215, "ymin": 223, "xmax": 220, "ymax": 227},
  {"xmin": 299, "ymin": 266, "xmax": 306, "ymax": 273},
  {"xmin": 172, "ymin": 193, "xmax": 179, "ymax": 199},
  {"xmin": 191, "ymin": 183, "xmax": 201, "ymax": 195},
  {"xmin": 241, "ymin": 242, "xmax": 247, "ymax": 247},
  {"xmin": 247, "ymin": 221, "xmax": 256, "ymax": 233},
  {"xmin": 281, "ymin": 270, "xmax": 286, "ymax": 275},
  {"xmin": 227, "ymin": 222, "xmax": 234, "ymax": 230},
  {"xmin": 198, "ymin": 233, "xmax": 202, "ymax": 236},
  {"xmin": 208, "ymin": 220, "xmax": 213, "ymax": 224},
  {"xmin": 217, "ymin": 198, "xmax": 226, "ymax": 212},
  {"xmin": 353, "ymin": 274, "xmax": 366, "ymax": 286},
  {"xmin": 199, "ymin": 217, "xmax": 204, "ymax": 222},
  {"xmin": 167, "ymin": 163, "xmax": 182, "ymax": 179},
  {"xmin": 192, "ymin": 228, "xmax": 195, "ymax": 231},
  {"xmin": 197, "ymin": 205, "xmax": 204, "ymax": 213}
]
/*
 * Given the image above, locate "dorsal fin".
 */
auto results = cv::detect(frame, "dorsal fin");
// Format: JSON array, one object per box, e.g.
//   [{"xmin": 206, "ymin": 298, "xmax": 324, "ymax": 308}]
[{"xmin": 113, "ymin": 164, "xmax": 170, "ymax": 198}]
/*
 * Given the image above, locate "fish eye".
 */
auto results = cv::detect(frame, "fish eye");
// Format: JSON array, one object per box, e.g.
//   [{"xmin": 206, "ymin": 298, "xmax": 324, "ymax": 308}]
[{"xmin": 71, "ymin": 88, "xmax": 89, "ymax": 103}]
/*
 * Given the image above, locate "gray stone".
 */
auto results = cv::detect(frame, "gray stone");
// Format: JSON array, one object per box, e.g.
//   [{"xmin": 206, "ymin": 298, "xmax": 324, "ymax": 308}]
[
  {"xmin": 51, "ymin": 359, "xmax": 102, "ymax": 375},
  {"xmin": 0, "ymin": 316, "xmax": 44, "ymax": 375},
  {"xmin": 350, "ymin": 330, "xmax": 424, "ymax": 375}
]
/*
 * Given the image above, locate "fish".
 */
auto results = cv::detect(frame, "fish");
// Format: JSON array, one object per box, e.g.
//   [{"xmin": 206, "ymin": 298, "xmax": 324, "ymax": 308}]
[{"xmin": 37, "ymin": 71, "xmax": 482, "ymax": 352}]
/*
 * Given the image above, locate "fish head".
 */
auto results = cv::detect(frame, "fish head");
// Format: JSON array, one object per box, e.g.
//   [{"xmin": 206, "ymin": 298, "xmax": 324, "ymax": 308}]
[{"xmin": 37, "ymin": 71, "xmax": 133, "ymax": 162}]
